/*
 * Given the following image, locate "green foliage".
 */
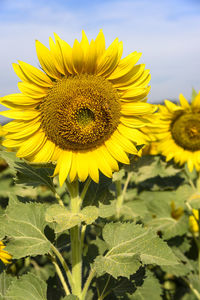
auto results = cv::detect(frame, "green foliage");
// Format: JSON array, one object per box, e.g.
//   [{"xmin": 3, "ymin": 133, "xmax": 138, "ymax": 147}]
[
  {"xmin": 1, "ymin": 201, "xmax": 51, "ymax": 258},
  {"xmin": 1, "ymin": 150, "xmax": 200, "ymax": 299},
  {"xmin": 93, "ymin": 222, "xmax": 178, "ymax": 278},
  {"xmin": 6, "ymin": 273, "xmax": 47, "ymax": 300}
]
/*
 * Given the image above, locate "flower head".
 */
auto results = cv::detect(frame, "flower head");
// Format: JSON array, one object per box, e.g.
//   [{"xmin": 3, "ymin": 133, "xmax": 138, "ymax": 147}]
[
  {"xmin": 189, "ymin": 209, "xmax": 199, "ymax": 233},
  {"xmin": 1, "ymin": 30, "xmax": 156, "ymax": 185},
  {"xmin": 0, "ymin": 241, "xmax": 12, "ymax": 264},
  {"xmin": 153, "ymin": 92, "xmax": 200, "ymax": 171}
]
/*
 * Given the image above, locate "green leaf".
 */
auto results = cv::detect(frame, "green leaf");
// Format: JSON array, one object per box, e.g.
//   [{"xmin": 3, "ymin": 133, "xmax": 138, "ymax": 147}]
[
  {"xmin": 93, "ymin": 223, "xmax": 178, "ymax": 278},
  {"xmin": 6, "ymin": 273, "xmax": 47, "ymax": 300},
  {"xmin": 131, "ymin": 156, "xmax": 180, "ymax": 183},
  {"xmin": 2, "ymin": 202, "xmax": 51, "ymax": 258},
  {"xmin": 128, "ymin": 270, "xmax": 162, "ymax": 300},
  {"xmin": 15, "ymin": 161, "xmax": 56, "ymax": 192},
  {"xmin": 46, "ymin": 204, "xmax": 99, "ymax": 233},
  {"xmin": 0, "ymin": 151, "xmax": 20, "ymax": 174},
  {"xmin": 0, "ymin": 272, "xmax": 16, "ymax": 300}
]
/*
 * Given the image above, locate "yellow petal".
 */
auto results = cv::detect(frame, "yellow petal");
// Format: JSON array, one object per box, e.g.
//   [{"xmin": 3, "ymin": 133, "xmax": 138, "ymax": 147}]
[
  {"xmin": 13, "ymin": 61, "xmax": 53, "ymax": 87},
  {"xmin": 192, "ymin": 91, "xmax": 200, "ymax": 108},
  {"xmin": 118, "ymin": 123, "xmax": 147, "ymax": 144},
  {"xmin": 16, "ymin": 131, "xmax": 46, "ymax": 157},
  {"xmin": 105, "ymin": 136, "xmax": 130, "ymax": 164},
  {"xmin": 69, "ymin": 152, "xmax": 78, "ymax": 182},
  {"xmin": 120, "ymin": 116, "xmax": 151, "ymax": 128},
  {"xmin": 3, "ymin": 118, "xmax": 40, "ymax": 132},
  {"xmin": 18, "ymin": 82, "xmax": 49, "ymax": 99},
  {"xmin": 2, "ymin": 138, "xmax": 24, "ymax": 148},
  {"xmin": 76, "ymin": 152, "xmax": 89, "ymax": 182},
  {"xmin": 54, "ymin": 34, "xmax": 75, "ymax": 75},
  {"xmin": 121, "ymin": 86, "xmax": 151, "ymax": 101},
  {"xmin": 88, "ymin": 151, "xmax": 99, "ymax": 183},
  {"xmin": 94, "ymin": 148, "xmax": 113, "ymax": 178},
  {"xmin": 72, "ymin": 39, "xmax": 84, "ymax": 74},
  {"xmin": 108, "ymin": 51, "xmax": 142, "ymax": 80},
  {"xmin": 58, "ymin": 151, "xmax": 72, "ymax": 186},
  {"xmin": 164, "ymin": 100, "xmax": 182, "ymax": 112},
  {"xmin": 112, "ymin": 130, "xmax": 138, "ymax": 154},
  {"xmin": 95, "ymin": 29, "xmax": 106, "ymax": 60},
  {"xmin": 96, "ymin": 38, "xmax": 122, "ymax": 77},
  {"xmin": 121, "ymin": 102, "xmax": 156, "ymax": 115},
  {"xmin": 1, "ymin": 93, "xmax": 41, "ymax": 106},
  {"xmin": 98, "ymin": 145, "xmax": 119, "ymax": 172},
  {"xmin": 49, "ymin": 36, "xmax": 66, "ymax": 75},
  {"xmin": 179, "ymin": 94, "xmax": 190, "ymax": 109},
  {"xmin": 84, "ymin": 40, "xmax": 97, "ymax": 73},
  {"xmin": 35, "ymin": 40, "xmax": 61, "ymax": 80},
  {"xmin": 30, "ymin": 139, "xmax": 56, "ymax": 163},
  {"xmin": 0, "ymin": 109, "xmax": 40, "ymax": 120},
  {"xmin": 6, "ymin": 122, "xmax": 40, "ymax": 139},
  {"xmin": 80, "ymin": 30, "xmax": 90, "ymax": 57}
]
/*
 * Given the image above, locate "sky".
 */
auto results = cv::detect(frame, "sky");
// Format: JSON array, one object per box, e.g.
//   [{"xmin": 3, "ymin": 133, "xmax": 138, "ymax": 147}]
[{"xmin": 0, "ymin": 0, "xmax": 200, "ymax": 122}]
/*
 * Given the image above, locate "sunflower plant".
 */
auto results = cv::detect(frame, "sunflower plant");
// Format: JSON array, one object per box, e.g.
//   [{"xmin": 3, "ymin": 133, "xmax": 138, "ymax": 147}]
[{"xmin": 0, "ymin": 31, "xmax": 199, "ymax": 300}]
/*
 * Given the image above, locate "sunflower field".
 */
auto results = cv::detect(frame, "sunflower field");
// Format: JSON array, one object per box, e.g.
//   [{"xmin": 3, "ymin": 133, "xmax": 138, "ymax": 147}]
[{"xmin": 0, "ymin": 31, "xmax": 200, "ymax": 300}]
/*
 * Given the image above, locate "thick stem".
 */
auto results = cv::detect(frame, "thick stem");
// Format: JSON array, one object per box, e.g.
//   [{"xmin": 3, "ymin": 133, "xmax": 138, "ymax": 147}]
[{"xmin": 69, "ymin": 180, "xmax": 82, "ymax": 298}]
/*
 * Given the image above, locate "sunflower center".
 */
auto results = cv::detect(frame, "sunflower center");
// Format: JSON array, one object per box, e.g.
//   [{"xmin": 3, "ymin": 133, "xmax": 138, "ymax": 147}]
[
  {"xmin": 171, "ymin": 113, "xmax": 200, "ymax": 151},
  {"xmin": 39, "ymin": 74, "xmax": 121, "ymax": 150},
  {"xmin": 76, "ymin": 108, "xmax": 95, "ymax": 127}
]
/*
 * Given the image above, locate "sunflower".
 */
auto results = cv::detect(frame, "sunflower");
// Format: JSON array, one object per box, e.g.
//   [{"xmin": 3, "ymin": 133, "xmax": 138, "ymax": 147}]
[
  {"xmin": 1, "ymin": 30, "xmax": 156, "ymax": 185},
  {"xmin": 189, "ymin": 209, "xmax": 199, "ymax": 233},
  {"xmin": 0, "ymin": 241, "xmax": 12, "ymax": 264},
  {"xmin": 154, "ymin": 92, "xmax": 200, "ymax": 172}
]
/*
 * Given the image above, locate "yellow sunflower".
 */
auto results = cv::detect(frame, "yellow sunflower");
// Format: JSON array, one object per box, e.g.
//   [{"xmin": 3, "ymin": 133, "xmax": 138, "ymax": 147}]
[
  {"xmin": 1, "ymin": 30, "xmax": 156, "ymax": 185},
  {"xmin": 189, "ymin": 209, "xmax": 199, "ymax": 233},
  {"xmin": 154, "ymin": 92, "xmax": 200, "ymax": 172},
  {"xmin": 0, "ymin": 241, "xmax": 12, "ymax": 264}
]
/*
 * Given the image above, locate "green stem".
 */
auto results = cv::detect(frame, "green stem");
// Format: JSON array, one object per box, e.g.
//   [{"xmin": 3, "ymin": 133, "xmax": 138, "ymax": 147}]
[
  {"xmin": 98, "ymin": 275, "xmax": 111, "ymax": 300},
  {"xmin": 183, "ymin": 277, "xmax": 200, "ymax": 300},
  {"xmin": 81, "ymin": 269, "xmax": 96, "ymax": 300},
  {"xmin": 69, "ymin": 180, "xmax": 82, "ymax": 298},
  {"xmin": 54, "ymin": 191, "xmax": 65, "ymax": 207},
  {"xmin": 116, "ymin": 172, "xmax": 133, "ymax": 218},
  {"xmin": 51, "ymin": 244, "xmax": 73, "ymax": 289},
  {"xmin": 51, "ymin": 255, "xmax": 70, "ymax": 296},
  {"xmin": 80, "ymin": 177, "xmax": 92, "ymax": 201}
]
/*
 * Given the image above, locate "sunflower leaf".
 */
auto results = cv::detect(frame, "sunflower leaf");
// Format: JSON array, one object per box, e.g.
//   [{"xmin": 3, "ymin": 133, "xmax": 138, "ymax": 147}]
[
  {"xmin": 2, "ymin": 202, "xmax": 51, "ymax": 258},
  {"xmin": 128, "ymin": 270, "xmax": 162, "ymax": 300},
  {"xmin": 0, "ymin": 272, "xmax": 16, "ymax": 300},
  {"xmin": 45, "ymin": 204, "xmax": 99, "ymax": 232},
  {"xmin": 93, "ymin": 222, "xmax": 178, "ymax": 278},
  {"xmin": 14, "ymin": 161, "xmax": 56, "ymax": 193},
  {"xmin": 6, "ymin": 273, "xmax": 47, "ymax": 300}
]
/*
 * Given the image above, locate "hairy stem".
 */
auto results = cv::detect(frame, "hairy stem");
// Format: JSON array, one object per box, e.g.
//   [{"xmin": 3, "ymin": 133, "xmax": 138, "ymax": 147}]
[
  {"xmin": 69, "ymin": 180, "xmax": 83, "ymax": 298},
  {"xmin": 51, "ymin": 255, "xmax": 70, "ymax": 296},
  {"xmin": 81, "ymin": 269, "xmax": 96, "ymax": 300},
  {"xmin": 51, "ymin": 244, "xmax": 73, "ymax": 289}
]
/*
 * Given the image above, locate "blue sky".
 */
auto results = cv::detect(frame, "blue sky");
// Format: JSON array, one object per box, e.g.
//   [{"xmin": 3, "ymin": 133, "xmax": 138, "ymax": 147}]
[{"xmin": 0, "ymin": 0, "xmax": 200, "ymax": 122}]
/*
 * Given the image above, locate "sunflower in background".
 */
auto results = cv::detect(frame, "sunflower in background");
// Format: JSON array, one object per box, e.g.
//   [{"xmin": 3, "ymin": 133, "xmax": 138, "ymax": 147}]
[
  {"xmin": 189, "ymin": 209, "xmax": 199, "ymax": 233},
  {"xmin": 0, "ymin": 30, "xmax": 156, "ymax": 185},
  {"xmin": 0, "ymin": 241, "xmax": 12, "ymax": 264},
  {"xmin": 153, "ymin": 92, "xmax": 200, "ymax": 172}
]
